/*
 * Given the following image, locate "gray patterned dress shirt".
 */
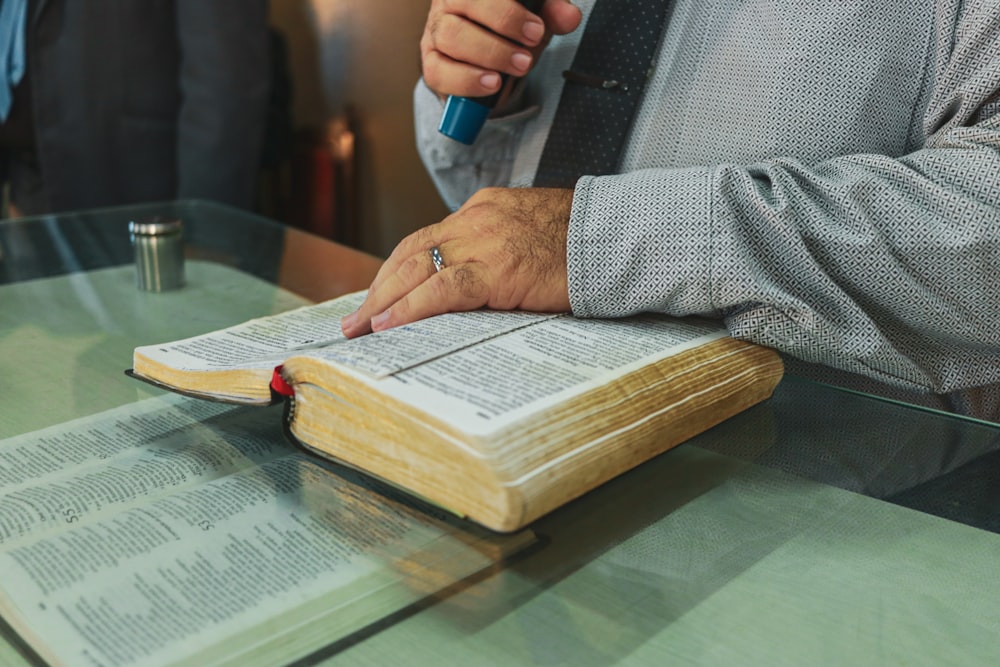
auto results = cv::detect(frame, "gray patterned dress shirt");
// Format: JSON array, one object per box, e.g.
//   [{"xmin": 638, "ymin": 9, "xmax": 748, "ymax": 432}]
[{"xmin": 414, "ymin": 0, "xmax": 1000, "ymax": 421}]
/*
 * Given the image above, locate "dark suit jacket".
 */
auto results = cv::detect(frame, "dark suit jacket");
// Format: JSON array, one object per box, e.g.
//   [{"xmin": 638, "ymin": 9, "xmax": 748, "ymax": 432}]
[{"xmin": 11, "ymin": 0, "xmax": 270, "ymax": 213}]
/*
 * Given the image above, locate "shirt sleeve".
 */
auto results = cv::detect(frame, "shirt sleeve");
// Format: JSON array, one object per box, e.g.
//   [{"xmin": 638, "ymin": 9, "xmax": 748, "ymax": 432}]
[
  {"xmin": 568, "ymin": 10, "xmax": 1000, "ymax": 394},
  {"xmin": 414, "ymin": 79, "xmax": 539, "ymax": 211}
]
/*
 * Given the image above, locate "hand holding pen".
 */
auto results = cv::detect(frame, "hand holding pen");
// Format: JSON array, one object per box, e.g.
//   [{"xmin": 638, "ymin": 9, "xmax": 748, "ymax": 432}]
[{"xmin": 421, "ymin": 0, "xmax": 583, "ymax": 143}]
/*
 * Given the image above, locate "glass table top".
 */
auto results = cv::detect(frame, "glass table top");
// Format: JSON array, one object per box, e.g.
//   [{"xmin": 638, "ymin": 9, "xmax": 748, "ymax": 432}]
[{"xmin": 1, "ymin": 200, "xmax": 998, "ymax": 666}]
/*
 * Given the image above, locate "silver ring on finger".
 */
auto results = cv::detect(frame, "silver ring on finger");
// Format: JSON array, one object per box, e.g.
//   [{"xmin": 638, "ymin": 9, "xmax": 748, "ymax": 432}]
[{"xmin": 429, "ymin": 246, "xmax": 446, "ymax": 273}]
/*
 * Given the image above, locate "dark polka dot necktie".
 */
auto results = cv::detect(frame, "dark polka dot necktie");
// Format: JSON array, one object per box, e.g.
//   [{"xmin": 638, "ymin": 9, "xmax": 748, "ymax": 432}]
[{"xmin": 533, "ymin": 0, "xmax": 675, "ymax": 188}]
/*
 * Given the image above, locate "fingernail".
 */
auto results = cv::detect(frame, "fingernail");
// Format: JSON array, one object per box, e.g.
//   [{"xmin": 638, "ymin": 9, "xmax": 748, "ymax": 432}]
[
  {"xmin": 341, "ymin": 311, "xmax": 357, "ymax": 330},
  {"xmin": 371, "ymin": 311, "xmax": 390, "ymax": 331},
  {"xmin": 523, "ymin": 20, "xmax": 544, "ymax": 44},
  {"xmin": 480, "ymin": 72, "xmax": 501, "ymax": 90},
  {"xmin": 511, "ymin": 52, "xmax": 532, "ymax": 73}
]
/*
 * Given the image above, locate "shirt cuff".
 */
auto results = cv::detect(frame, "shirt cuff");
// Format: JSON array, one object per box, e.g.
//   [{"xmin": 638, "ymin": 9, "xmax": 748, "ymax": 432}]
[{"xmin": 567, "ymin": 167, "xmax": 718, "ymax": 318}]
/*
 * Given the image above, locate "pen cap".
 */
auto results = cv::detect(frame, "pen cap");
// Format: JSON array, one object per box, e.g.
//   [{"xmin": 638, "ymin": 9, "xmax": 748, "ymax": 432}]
[{"xmin": 438, "ymin": 96, "xmax": 492, "ymax": 145}]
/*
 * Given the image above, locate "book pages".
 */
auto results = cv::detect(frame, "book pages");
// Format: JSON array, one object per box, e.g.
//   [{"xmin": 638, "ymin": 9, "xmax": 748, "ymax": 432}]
[
  {"xmin": 0, "ymin": 397, "xmax": 286, "ymax": 548},
  {"xmin": 126, "ymin": 289, "xmax": 781, "ymax": 532},
  {"xmin": 0, "ymin": 397, "xmax": 533, "ymax": 667},
  {"xmin": 133, "ymin": 295, "xmax": 366, "ymax": 374},
  {"xmin": 298, "ymin": 308, "xmax": 557, "ymax": 377},
  {"xmin": 332, "ymin": 314, "xmax": 728, "ymax": 437},
  {"xmin": 135, "ymin": 291, "xmax": 557, "ymax": 378}
]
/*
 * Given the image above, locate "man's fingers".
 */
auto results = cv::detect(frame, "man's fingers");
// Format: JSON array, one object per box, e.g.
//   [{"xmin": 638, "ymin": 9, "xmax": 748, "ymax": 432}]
[
  {"xmin": 421, "ymin": 50, "xmax": 504, "ymax": 99},
  {"xmin": 434, "ymin": 0, "xmax": 545, "ymax": 48},
  {"xmin": 342, "ymin": 248, "xmax": 439, "ymax": 337},
  {"xmin": 365, "ymin": 223, "xmax": 442, "ymax": 294},
  {"xmin": 421, "ymin": 0, "xmax": 546, "ymax": 97},
  {"xmin": 433, "ymin": 12, "xmax": 536, "ymax": 73},
  {"xmin": 370, "ymin": 267, "xmax": 490, "ymax": 333}
]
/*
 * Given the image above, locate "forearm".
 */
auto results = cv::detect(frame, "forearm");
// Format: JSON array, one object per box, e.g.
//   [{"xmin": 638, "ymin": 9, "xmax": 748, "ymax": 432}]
[{"xmin": 568, "ymin": 141, "xmax": 1000, "ymax": 392}]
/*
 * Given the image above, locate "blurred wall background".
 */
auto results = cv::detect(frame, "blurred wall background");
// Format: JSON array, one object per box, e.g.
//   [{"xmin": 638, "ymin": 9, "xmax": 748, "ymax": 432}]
[{"xmin": 268, "ymin": 0, "xmax": 449, "ymax": 257}]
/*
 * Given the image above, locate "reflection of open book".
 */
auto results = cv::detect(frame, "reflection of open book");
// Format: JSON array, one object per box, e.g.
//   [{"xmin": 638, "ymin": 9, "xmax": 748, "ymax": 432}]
[
  {"xmin": 131, "ymin": 291, "xmax": 784, "ymax": 532},
  {"xmin": 0, "ymin": 398, "xmax": 534, "ymax": 667}
]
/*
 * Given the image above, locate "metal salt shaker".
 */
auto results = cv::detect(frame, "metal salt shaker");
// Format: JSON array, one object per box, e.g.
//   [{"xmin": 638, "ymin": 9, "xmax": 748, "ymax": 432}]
[{"xmin": 129, "ymin": 217, "xmax": 185, "ymax": 291}]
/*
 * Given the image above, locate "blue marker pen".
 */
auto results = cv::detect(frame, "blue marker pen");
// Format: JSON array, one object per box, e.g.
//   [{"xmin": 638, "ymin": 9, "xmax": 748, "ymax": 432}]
[{"xmin": 438, "ymin": 0, "xmax": 545, "ymax": 145}]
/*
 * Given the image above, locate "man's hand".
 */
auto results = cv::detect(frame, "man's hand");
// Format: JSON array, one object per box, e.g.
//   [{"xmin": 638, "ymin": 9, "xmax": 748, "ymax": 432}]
[
  {"xmin": 341, "ymin": 187, "xmax": 575, "ymax": 338},
  {"xmin": 420, "ymin": 0, "xmax": 582, "ymax": 99}
]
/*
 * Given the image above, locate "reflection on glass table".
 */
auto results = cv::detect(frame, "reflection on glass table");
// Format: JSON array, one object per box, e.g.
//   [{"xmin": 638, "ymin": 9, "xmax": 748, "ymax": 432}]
[{"xmin": 1, "ymin": 200, "xmax": 998, "ymax": 666}]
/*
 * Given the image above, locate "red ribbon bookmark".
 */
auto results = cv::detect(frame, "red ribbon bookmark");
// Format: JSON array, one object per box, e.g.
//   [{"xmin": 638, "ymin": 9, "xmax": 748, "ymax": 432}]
[{"xmin": 270, "ymin": 365, "xmax": 295, "ymax": 397}]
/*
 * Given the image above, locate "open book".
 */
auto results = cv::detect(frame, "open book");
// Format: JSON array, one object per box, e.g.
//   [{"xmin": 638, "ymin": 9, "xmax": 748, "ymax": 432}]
[
  {"xmin": 130, "ymin": 292, "xmax": 784, "ymax": 532},
  {"xmin": 0, "ymin": 397, "xmax": 534, "ymax": 667}
]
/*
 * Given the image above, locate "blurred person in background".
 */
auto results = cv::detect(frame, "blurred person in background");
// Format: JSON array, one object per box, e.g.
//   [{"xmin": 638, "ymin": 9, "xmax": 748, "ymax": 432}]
[{"xmin": 0, "ymin": 0, "xmax": 269, "ymax": 217}]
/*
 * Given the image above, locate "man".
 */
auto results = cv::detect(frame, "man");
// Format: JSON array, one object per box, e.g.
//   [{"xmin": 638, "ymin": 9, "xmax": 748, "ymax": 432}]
[
  {"xmin": 343, "ymin": 0, "xmax": 1000, "ymax": 421},
  {"xmin": 0, "ymin": 0, "xmax": 269, "ymax": 215}
]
